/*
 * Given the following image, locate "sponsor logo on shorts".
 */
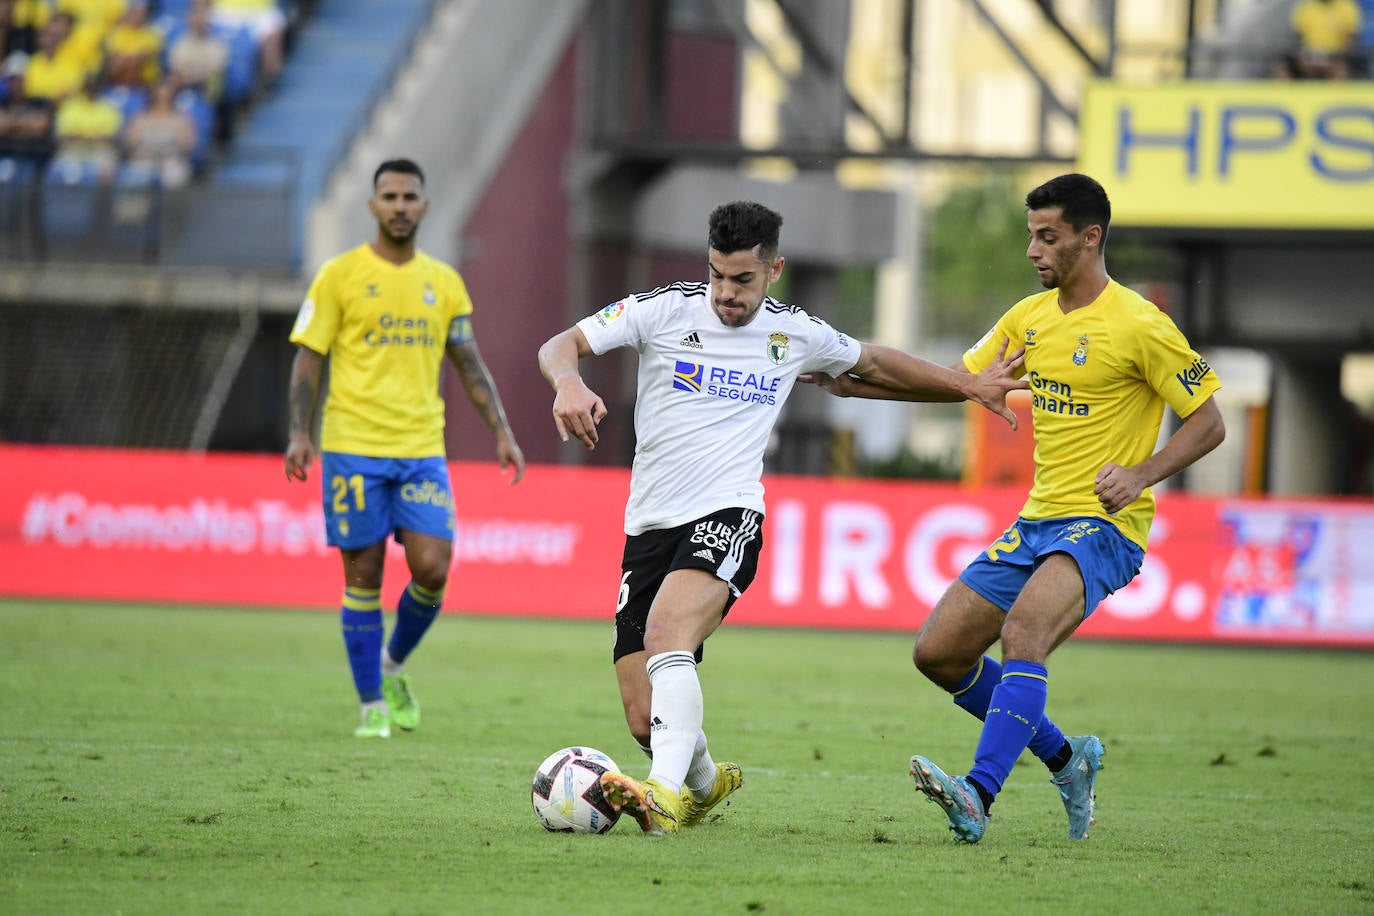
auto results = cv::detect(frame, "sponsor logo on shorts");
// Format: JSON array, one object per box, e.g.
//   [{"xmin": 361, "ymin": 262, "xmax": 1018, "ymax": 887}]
[
  {"xmin": 691, "ymin": 519, "xmax": 736, "ymax": 552},
  {"xmin": 401, "ymin": 479, "xmax": 453, "ymax": 509},
  {"xmin": 1062, "ymin": 520, "xmax": 1101, "ymax": 544}
]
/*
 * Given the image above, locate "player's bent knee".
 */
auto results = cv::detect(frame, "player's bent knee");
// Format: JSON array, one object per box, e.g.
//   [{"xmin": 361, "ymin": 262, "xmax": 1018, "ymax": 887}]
[
  {"xmin": 407, "ymin": 561, "xmax": 449, "ymax": 593},
  {"xmin": 913, "ymin": 634, "xmax": 975, "ymax": 689}
]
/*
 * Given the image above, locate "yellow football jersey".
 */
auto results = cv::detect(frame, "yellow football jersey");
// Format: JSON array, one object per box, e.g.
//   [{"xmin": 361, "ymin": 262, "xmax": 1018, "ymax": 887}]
[
  {"xmin": 290, "ymin": 244, "xmax": 474, "ymax": 458},
  {"xmin": 964, "ymin": 279, "xmax": 1221, "ymax": 548}
]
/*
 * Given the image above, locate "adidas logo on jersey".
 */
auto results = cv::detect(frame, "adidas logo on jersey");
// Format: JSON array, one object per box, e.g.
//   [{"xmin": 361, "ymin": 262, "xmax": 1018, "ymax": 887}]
[
  {"xmin": 693, "ymin": 549, "xmax": 715, "ymax": 562},
  {"xmin": 679, "ymin": 331, "xmax": 704, "ymax": 350}
]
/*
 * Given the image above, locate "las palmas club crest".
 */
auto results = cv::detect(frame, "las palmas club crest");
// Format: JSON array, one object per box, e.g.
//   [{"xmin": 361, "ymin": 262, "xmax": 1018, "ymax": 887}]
[{"xmin": 767, "ymin": 332, "xmax": 790, "ymax": 365}]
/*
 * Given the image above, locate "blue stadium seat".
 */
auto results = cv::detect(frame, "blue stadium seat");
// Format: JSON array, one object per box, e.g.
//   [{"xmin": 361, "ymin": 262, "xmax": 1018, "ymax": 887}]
[
  {"xmin": 172, "ymin": 87, "xmax": 215, "ymax": 170},
  {"xmin": 42, "ymin": 160, "xmax": 105, "ymax": 240},
  {"xmin": 0, "ymin": 155, "xmax": 38, "ymax": 185},
  {"xmin": 213, "ymin": 158, "xmax": 292, "ymax": 189},
  {"xmin": 222, "ymin": 26, "xmax": 260, "ymax": 106},
  {"xmin": 156, "ymin": 0, "xmax": 198, "ymax": 18},
  {"xmin": 0, "ymin": 156, "xmax": 39, "ymax": 241},
  {"xmin": 102, "ymin": 85, "xmax": 150, "ymax": 133}
]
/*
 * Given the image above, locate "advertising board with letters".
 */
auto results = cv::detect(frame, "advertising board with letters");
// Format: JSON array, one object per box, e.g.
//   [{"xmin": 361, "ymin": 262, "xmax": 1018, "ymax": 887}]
[
  {"xmin": 1078, "ymin": 80, "xmax": 1374, "ymax": 229},
  {"xmin": 1, "ymin": 445, "xmax": 1371, "ymax": 649}
]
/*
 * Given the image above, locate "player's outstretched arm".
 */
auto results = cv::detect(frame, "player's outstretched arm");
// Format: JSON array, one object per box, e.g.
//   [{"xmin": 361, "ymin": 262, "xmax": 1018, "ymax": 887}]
[
  {"xmin": 284, "ymin": 345, "xmax": 324, "ymax": 481},
  {"xmin": 446, "ymin": 338, "xmax": 526, "ymax": 484},
  {"xmin": 537, "ymin": 327, "xmax": 606, "ymax": 450},
  {"xmin": 1094, "ymin": 395, "xmax": 1226, "ymax": 514},
  {"xmin": 802, "ymin": 339, "xmax": 1028, "ymax": 429}
]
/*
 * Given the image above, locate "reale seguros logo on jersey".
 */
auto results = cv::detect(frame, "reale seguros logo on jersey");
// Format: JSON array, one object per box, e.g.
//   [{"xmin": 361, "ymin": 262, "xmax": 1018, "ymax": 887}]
[{"xmin": 673, "ymin": 360, "xmax": 779, "ymax": 405}]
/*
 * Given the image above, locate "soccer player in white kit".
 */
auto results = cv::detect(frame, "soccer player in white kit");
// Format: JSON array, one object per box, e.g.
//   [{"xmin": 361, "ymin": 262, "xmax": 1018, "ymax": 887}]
[{"xmin": 537, "ymin": 200, "xmax": 1027, "ymax": 834}]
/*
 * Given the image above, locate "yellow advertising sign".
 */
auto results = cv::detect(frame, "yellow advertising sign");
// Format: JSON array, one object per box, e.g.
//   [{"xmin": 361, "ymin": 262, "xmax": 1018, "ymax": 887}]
[{"xmin": 1078, "ymin": 80, "xmax": 1374, "ymax": 229}]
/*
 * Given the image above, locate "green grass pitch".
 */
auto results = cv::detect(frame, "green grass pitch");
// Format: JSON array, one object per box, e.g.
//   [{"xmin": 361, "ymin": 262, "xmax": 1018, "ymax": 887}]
[{"xmin": 2, "ymin": 600, "xmax": 1372, "ymax": 914}]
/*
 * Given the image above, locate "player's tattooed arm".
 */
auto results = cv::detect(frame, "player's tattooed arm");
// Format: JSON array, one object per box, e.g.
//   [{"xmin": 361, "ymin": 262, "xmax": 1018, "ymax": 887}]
[
  {"xmin": 446, "ymin": 339, "xmax": 526, "ymax": 484},
  {"xmin": 284, "ymin": 346, "xmax": 324, "ymax": 481}
]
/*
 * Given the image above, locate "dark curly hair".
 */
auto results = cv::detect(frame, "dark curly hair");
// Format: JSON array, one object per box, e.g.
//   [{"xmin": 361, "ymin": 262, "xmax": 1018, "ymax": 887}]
[{"xmin": 707, "ymin": 201, "xmax": 782, "ymax": 260}]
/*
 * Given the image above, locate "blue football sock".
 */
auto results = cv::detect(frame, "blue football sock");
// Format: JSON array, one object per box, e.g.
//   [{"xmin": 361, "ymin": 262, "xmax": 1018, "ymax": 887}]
[
  {"xmin": 341, "ymin": 587, "xmax": 384, "ymax": 702},
  {"xmin": 968, "ymin": 659, "xmax": 1049, "ymax": 798},
  {"xmin": 949, "ymin": 655, "xmax": 1067, "ymax": 766},
  {"xmin": 387, "ymin": 581, "xmax": 444, "ymax": 665}
]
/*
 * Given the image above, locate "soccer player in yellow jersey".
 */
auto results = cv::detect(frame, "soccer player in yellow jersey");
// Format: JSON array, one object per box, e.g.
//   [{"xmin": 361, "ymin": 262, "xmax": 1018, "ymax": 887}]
[
  {"xmin": 810, "ymin": 173, "xmax": 1225, "ymax": 843},
  {"xmin": 284, "ymin": 159, "xmax": 525, "ymax": 739}
]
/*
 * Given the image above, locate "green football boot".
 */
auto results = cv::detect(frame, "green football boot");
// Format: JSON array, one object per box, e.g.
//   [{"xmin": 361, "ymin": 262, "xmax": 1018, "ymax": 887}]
[{"xmin": 382, "ymin": 673, "xmax": 420, "ymax": 731}]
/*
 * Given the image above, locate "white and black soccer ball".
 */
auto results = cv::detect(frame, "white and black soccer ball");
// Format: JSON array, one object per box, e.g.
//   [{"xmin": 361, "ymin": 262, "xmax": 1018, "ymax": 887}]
[{"xmin": 531, "ymin": 746, "xmax": 621, "ymax": 834}]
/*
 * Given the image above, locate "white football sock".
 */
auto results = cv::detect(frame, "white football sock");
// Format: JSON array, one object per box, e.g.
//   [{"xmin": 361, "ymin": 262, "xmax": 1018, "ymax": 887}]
[
  {"xmin": 381, "ymin": 647, "xmax": 403, "ymax": 676},
  {"xmin": 685, "ymin": 730, "xmax": 717, "ymax": 800},
  {"xmin": 635, "ymin": 737, "xmax": 653, "ymax": 760},
  {"xmin": 645, "ymin": 651, "xmax": 702, "ymax": 794}
]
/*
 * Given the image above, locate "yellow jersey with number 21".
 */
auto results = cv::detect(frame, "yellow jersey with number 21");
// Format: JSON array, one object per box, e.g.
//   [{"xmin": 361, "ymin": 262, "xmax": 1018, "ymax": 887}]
[
  {"xmin": 290, "ymin": 243, "xmax": 473, "ymax": 459},
  {"xmin": 963, "ymin": 279, "xmax": 1221, "ymax": 549}
]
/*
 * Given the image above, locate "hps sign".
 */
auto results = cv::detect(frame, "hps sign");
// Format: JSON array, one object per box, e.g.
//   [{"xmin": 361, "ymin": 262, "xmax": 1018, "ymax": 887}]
[{"xmin": 1078, "ymin": 80, "xmax": 1374, "ymax": 229}]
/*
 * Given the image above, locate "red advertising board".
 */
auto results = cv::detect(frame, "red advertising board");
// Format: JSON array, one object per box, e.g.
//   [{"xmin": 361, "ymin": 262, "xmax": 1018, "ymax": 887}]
[{"xmin": 1, "ymin": 445, "xmax": 1371, "ymax": 648}]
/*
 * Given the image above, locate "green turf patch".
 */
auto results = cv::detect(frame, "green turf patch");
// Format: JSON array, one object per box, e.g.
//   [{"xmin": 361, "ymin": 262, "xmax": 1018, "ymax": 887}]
[{"xmin": 1, "ymin": 601, "xmax": 1371, "ymax": 914}]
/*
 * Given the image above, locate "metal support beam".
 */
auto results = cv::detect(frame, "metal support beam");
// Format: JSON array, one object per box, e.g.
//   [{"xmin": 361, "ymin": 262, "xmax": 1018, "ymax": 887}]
[
  {"xmin": 772, "ymin": 0, "xmax": 901, "ymax": 146},
  {"xmin": 965, "ymin": 0, "xmax": 1078, "ymax": 122},
  {"xmin": 1033, "ymin": 0, "xmax": 1106, "ymax": 74}
]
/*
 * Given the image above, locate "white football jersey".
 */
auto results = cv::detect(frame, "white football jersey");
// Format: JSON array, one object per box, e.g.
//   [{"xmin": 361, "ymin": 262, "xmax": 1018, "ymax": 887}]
[{"xmin": 577, "ymin": 281, "xmax": 862, "ymax": 535}]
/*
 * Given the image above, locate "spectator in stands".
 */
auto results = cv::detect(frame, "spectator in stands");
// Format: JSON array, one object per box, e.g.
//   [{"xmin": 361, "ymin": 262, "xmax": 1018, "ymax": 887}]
[
  {"xmin": 103, "ymin": 2, "xmax": 161, "ymax": 88},
  {"xmin": 51, "ymin": 70, "xmax": 121, "ymax": 181},
  {"xmin": 0, "ymin": 1, "xmax": 14, "ymax": 58},
  {"xmin": 0, "ymin": 51, "xmax": 55, "ymax": 163},
  {"xmin": 6, "ymin": 0, "xmax": 52, "ymax": 56},
  {"xmin": 48, "ymin": 11, "xmax": 105, "ymax": 79},
  {"xmin": 1275, "ymin": 0, "xmax": 1365, "ymax": 79},
  {"xmin": 123, "ymin": 77, "xmax": 195, "ymax": 188},
  {"xmin": 167, "ymin": 0, "xmax": 228, "ymax": 103},
  {"xmin": 56, "ymin": 0, "xmax": 127, "ymax": 34},
  {"xmin": 23, "ymin": 20, "xmax": 83, "ymax": 103},
  {"xmin": 209, "ymin": 0, "xmax": 283, "ymax": 86}
]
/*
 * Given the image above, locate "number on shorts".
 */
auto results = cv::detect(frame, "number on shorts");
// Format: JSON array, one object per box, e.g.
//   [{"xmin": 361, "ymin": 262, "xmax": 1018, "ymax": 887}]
[
  {"xmin": 330, "ymin": 474, "xmax": 366, "ymax": 513},
  {"xmin": 986, "ymin": 524, "xmax": 1022, "ymax": 561}
]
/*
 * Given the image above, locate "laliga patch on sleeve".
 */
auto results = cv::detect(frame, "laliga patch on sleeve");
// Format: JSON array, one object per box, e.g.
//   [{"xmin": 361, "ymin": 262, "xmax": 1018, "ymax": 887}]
[
  {"xmin": 593, "ymin": 300, "xmax": 626, "ymax": 327},
  {"xmin": 292, "ymin": 299, "xmax": 315, "ymax": 336}
]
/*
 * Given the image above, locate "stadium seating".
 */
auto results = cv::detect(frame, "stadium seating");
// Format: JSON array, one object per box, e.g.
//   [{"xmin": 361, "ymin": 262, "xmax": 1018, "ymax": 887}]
[
  {"xmin": 0, "ymin": 156, "xmax": 39, "ymax": 257},
  {"xmin": 215, "ymin": 0, "xmax": 435, "ymax": 269},
  {"xmin": 39, "ymin": 159, "xmax": 106, "ymax": 262},
  {"xmin": 1, "ymin": 0, "xmax": 435, "ymax": 270}
]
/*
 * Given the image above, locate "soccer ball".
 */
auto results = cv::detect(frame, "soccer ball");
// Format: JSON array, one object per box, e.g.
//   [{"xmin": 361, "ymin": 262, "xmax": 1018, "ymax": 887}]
[{"xmin": 531, "ymin": 746, "xmax": 622, "ymax": 834}]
